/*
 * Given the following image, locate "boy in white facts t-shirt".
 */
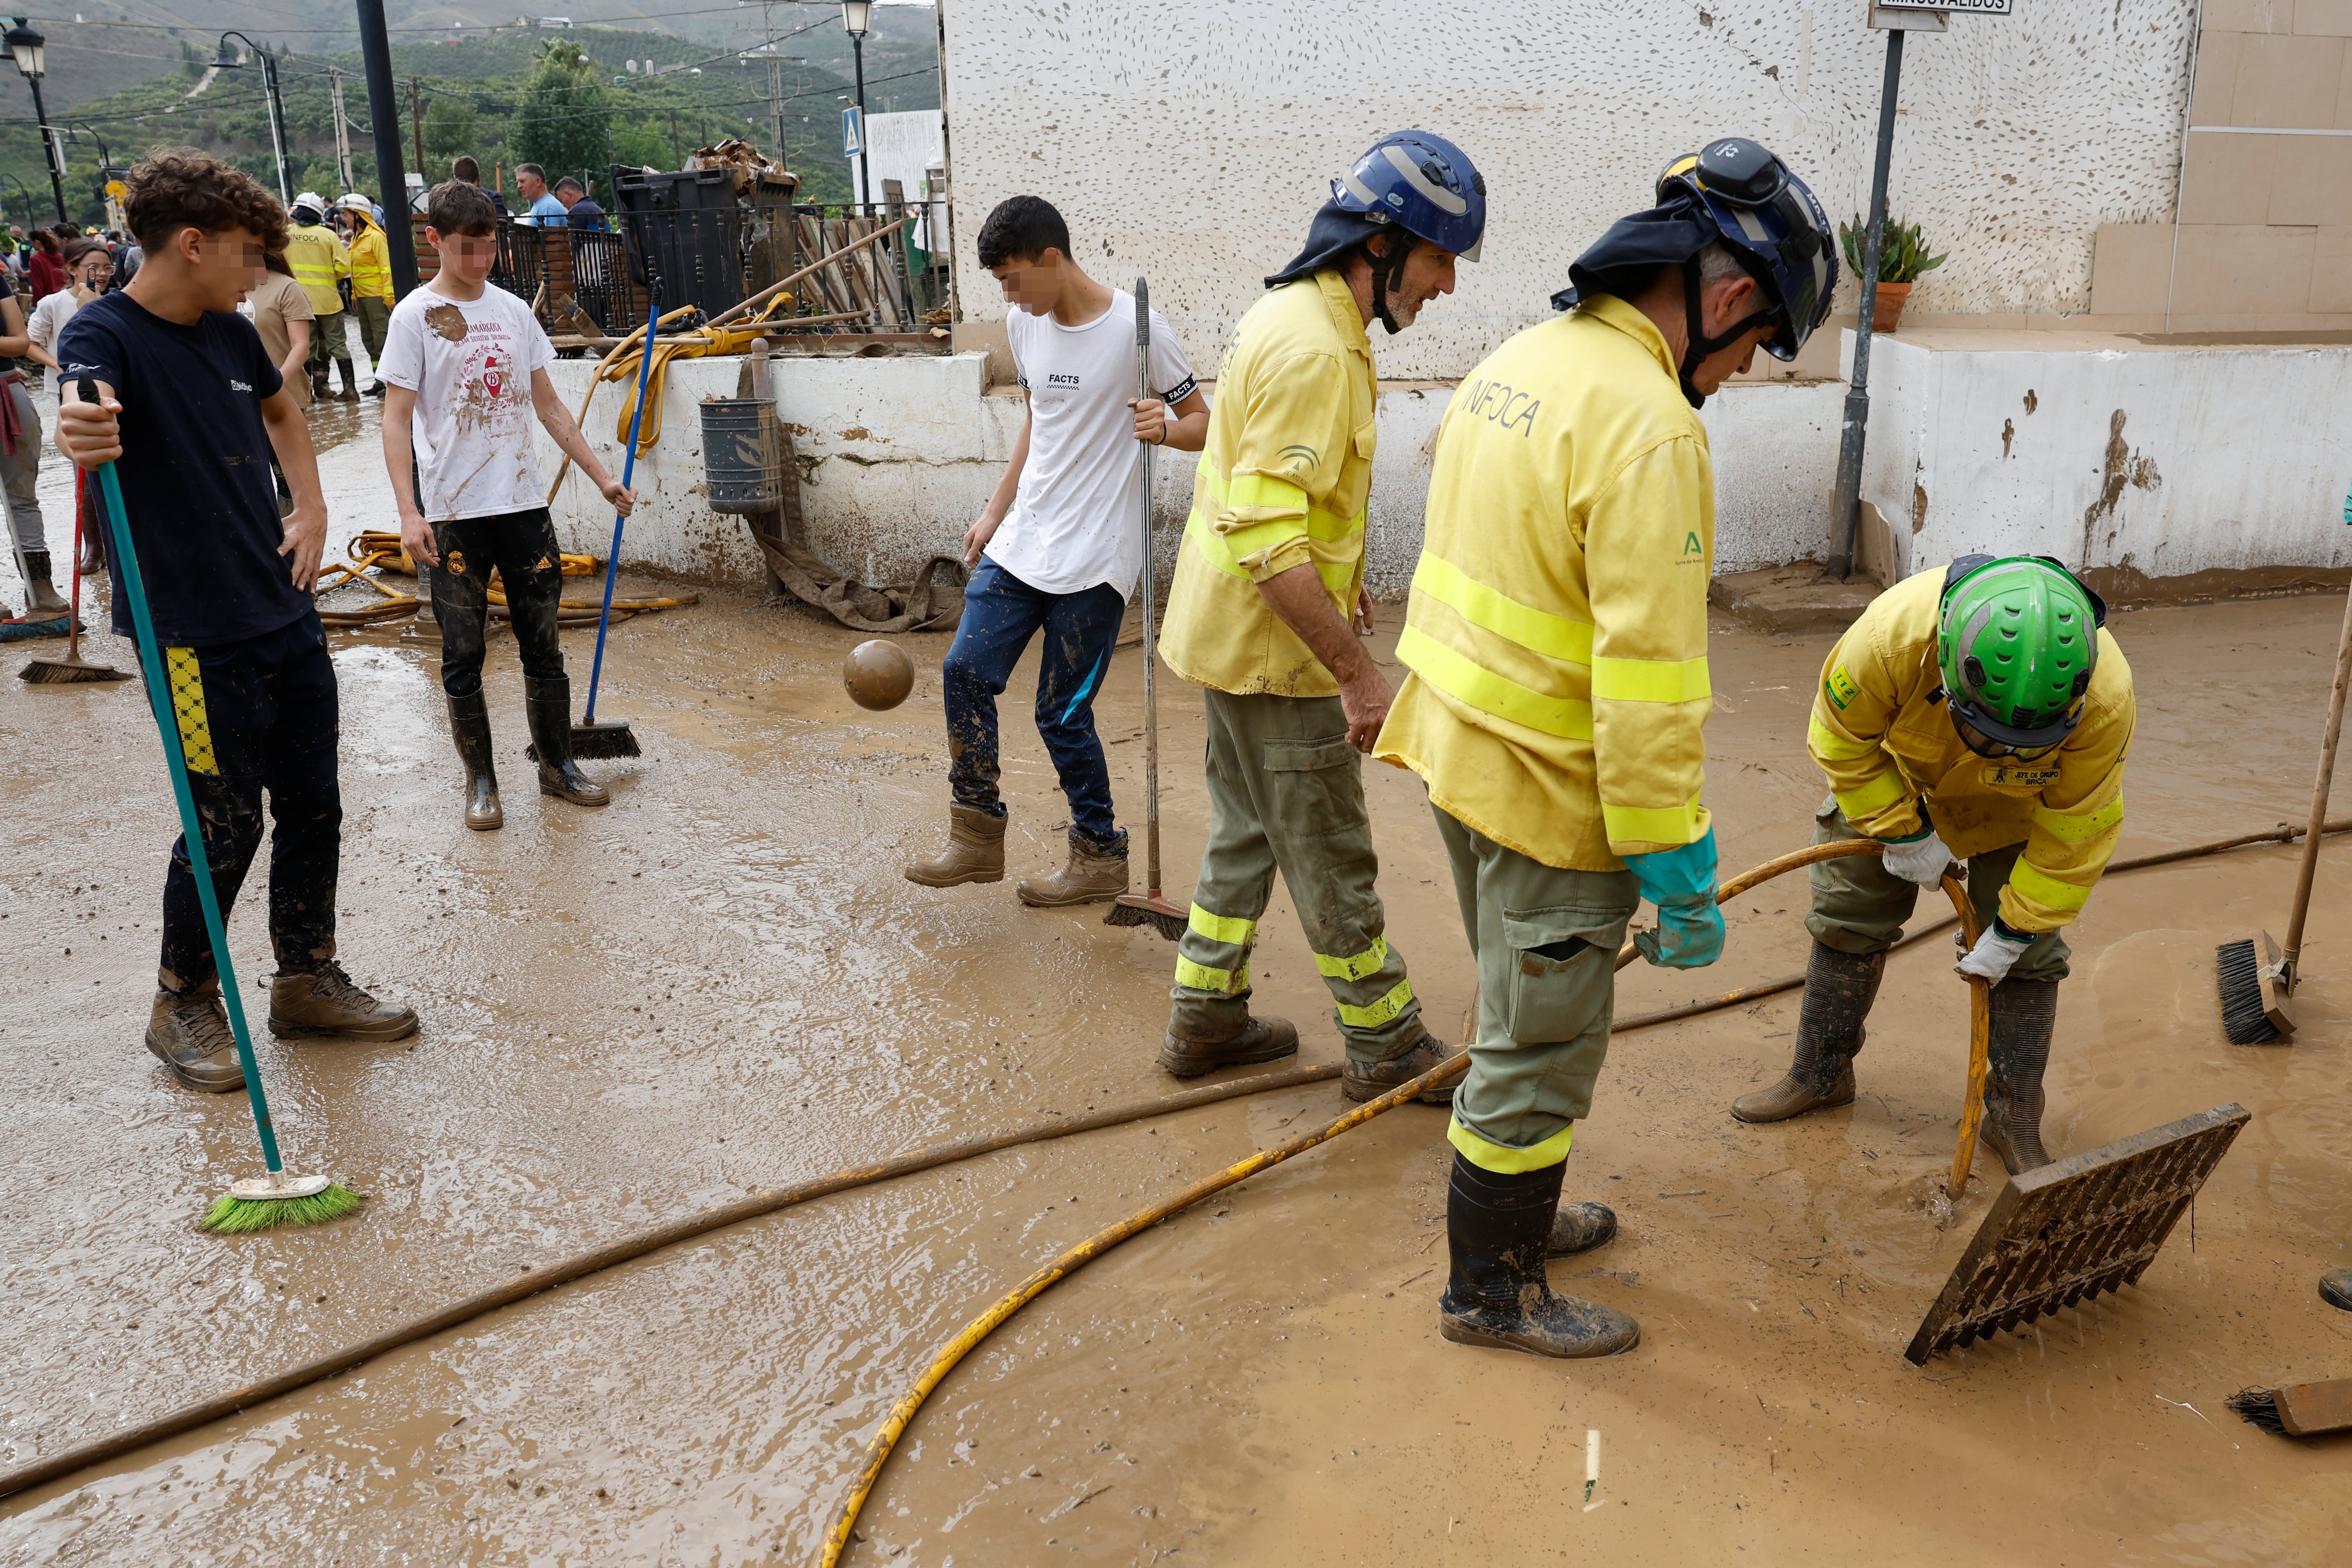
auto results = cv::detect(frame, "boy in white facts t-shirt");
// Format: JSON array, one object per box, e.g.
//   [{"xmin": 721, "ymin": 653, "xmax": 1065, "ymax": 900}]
[
  {"xmin": 904, "ymin": 195, "xmax": 1208, "ymax": 905},
  {"xmin": 378, "ymin": 179, "xmax": 636, "ymax": 832}
]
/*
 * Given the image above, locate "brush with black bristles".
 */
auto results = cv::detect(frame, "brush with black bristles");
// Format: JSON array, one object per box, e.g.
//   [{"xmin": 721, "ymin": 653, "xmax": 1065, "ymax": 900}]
[{"xmin": 2228, "ymin": 1379, "xmax": 2352, "ymax": 1437}]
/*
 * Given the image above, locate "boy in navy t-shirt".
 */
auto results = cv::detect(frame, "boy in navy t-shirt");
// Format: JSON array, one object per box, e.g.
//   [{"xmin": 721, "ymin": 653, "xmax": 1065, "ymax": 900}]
[{"xmin": 56, "ymin": 150, "xmax": 418, "ymax": 1093}]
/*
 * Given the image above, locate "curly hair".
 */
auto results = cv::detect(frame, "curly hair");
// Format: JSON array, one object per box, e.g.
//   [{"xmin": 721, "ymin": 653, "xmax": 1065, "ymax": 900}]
[{"xmin": 125, "ymin": 147, "xmax": 288, "ymax": 256}]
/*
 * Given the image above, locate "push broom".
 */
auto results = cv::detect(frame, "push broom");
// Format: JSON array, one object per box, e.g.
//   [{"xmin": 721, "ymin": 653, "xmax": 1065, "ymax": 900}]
[
  {"xmin": 81, "ymin": 378, "xmax": 359, "ymax": 1232},
  {"xmin": 2216, "ymin": 493, "xmax": 2352, "ymax": 1044},
  {"xmin": 19, "ymin": 468, "xmax": 128, "ymax": 683},
  {"xmin": 1105, "ymin": 277, "xmax": 1186, "ymax": 941}
]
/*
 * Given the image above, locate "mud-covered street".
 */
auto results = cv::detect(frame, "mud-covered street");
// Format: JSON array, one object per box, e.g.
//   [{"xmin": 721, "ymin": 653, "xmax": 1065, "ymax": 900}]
[{"xmin": 1, "ymin": 405, "xmax": 2349, "ymax": 1565}]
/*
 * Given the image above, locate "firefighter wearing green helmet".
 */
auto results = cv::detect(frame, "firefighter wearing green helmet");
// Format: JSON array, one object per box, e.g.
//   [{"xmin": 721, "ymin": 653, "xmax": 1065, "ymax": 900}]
[{"xmin": 1730, "ymin": 556, "xmax": 2134, "ymax": 1175}]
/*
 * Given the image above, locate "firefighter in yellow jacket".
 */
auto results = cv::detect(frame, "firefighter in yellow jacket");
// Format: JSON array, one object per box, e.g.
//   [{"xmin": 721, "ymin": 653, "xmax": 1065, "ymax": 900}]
[
  {"xmin": 1733, "ymin": 556, "xmax": 2134, "ymax": 1178},
  {"xmin": 1377, "ymin": 139, "xmax": 1838, "ymax": 1358},
  {"xmin": 284, "ymin": 192, "xmax": 354, "ymax": 402},
  {"xmin": 1154, "ymin": 132, "xmax": 1484, "ymax": 1102}
]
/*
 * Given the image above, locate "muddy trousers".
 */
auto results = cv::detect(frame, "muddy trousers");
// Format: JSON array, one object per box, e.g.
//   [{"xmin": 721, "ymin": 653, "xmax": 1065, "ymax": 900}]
[
  {"xmin": 352, "ymin": 294, "xmax": 391, "ymax": 366},
  {"xmin": 308, "ymin": 307, "xmax": 350, "ymax": 368},
  {"xmin": 430, "ymin": 507, "xmax": 568, "ymax": 699},
  {"xmin": 1805, "ymin": 798, "xmax": 2071, "ymax": 982},
  {"xmin": 155, "ymin": 613, "xmax": 342, "ymax": 994},
  {"xmin": 1167, "ymin": 689, "xmax": 1421, "ymax": 1065},
  {"xmin": 1434, "ymin": 804, "xmax": 1639, "ymax": 1172},
  {"xmin": 941, "ymin": 556, "xmax": 1125, "ymax": 850},
  {"xmin": 0, "ymin": 377, "xmax": 45, "ymax": 559}
]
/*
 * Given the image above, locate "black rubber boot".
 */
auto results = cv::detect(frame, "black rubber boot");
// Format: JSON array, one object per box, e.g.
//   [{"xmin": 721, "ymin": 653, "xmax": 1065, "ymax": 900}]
[
  {"xmin": 1438, "ymin": 1154, "xmax": 1640, "ymax": 1359},
  {"xmin": 333, "ymin": 358, "xmax": 361, "ymax": 402},
  {"xmin": 524, "ymin": 675, "xmax": 609, "ymax": 808},
  {"xmin": 1979, "ymin": 978, "xmax": 2058, "ymax": 1174},
  {"xmin": 1731, "ymin": 942, "xmax": 1884, "ymax": 1123},
  {"xmin": 22, "ymin": 549, "xmax": 67, "ymax": 615},
  {"xmin": 447, "ymin": 690, "xmax": 502, "ymax": 830}
]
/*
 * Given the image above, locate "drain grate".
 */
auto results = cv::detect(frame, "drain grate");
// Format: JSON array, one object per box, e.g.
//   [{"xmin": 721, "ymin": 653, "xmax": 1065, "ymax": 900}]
[{"xmin": 1905, "ymin": 1102, "xmax": 2249, "ymax": 1366}]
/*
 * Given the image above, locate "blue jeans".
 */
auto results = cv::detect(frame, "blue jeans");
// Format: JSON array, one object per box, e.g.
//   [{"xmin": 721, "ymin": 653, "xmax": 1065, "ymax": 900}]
[{"xmin": 943, "ymin": 557, "xmax": 1126, "ymax": 849}]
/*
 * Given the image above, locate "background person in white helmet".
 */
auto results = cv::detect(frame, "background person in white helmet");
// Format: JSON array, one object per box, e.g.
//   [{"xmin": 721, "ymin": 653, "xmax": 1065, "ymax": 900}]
[
  {"xmin": 284, "ymin": 192, "xmax": 355, "ymax": 402},
  {"xmin": 337, "ymin": 193, "xmax": 393, "ymax": 398},
  {"xmin": 1153, "ymin": 132, "xmax": 1483, "ymax": 1106}
]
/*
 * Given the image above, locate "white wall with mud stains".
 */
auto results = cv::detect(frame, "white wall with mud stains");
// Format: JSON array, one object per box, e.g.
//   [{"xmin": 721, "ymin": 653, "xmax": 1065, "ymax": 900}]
[
  {"xmin": 938, "ymin": 0, "xmax": 2197, "ymax": 380},
  {"xmin": 1851, "ymin": 333, "xmax": 2352, "ymax": 588}
]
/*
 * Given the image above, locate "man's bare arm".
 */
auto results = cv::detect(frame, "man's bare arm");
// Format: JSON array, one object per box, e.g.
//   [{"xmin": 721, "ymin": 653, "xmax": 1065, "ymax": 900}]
[
  {"xmin": 964, "ymin": 406, "xmax": 1030, "ymax": 566},
  {"xmin": 529, "ymin": 366, "xmax": 632, "ymax": 511},
  {"xmin": 1256, "ymin": 562, "xmax": 1390, "ymax": 751},
  {"xmin": 259, "ymin": 388, "xmax": 327, "ymax": 590},
  {"xmin": 381, "ymin": 383, "xmax": 437, "ymax": 567}
]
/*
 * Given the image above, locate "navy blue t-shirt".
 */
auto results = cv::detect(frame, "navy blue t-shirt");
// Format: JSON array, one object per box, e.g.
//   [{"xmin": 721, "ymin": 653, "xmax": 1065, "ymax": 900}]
[{"xmin": 57, "ymin": 292, "xmax": 303, "ymax": 646}]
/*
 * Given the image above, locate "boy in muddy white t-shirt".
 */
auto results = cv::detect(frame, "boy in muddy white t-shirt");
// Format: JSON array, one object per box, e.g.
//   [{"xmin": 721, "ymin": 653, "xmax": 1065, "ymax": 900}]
[{"xmin": 378, "ymin": 178, "xmax": 636, "ymax": 831}]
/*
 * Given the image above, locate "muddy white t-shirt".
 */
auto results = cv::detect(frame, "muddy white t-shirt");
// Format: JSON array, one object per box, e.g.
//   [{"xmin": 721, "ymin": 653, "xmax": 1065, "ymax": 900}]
[
  {"xmin": 987, "ymin": 289, "xmax": 1198, "ymax": 599},
  {"xmin": 377, "ymin": 282, "xmax": 556, "ymax": 522}
]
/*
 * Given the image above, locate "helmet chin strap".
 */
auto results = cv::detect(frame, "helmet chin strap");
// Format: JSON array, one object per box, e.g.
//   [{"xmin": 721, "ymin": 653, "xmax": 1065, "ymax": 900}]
[
  {"xmin": 1677, "ymin": 257, "xmax": 1773, "ymax": 409},
  {"xmin": 1369, "ymin": 233, "xmax": 1408, "ymax": 335}
]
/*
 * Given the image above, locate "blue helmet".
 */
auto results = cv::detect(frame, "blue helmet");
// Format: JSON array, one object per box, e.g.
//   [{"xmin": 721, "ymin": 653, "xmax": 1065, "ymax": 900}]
[
  {"xmin": 1329, "ymin": 130, "xmax": 1486, "ymax": 262},
  {"xmin": 1655, "ymin": 138, "xmax": 1836, "ymax": 361}
]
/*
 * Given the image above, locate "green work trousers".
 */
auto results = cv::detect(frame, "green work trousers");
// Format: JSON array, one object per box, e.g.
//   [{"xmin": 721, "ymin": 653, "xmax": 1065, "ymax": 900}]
[
  {"xmin": 353, "ymin": 294, "xmax": 391, "ymax": 366},
  {"xmin": 1805, "ymin": 797, "xmax": 2071, "ymax": 982},
  {"xmin": 308, "ymin": 307, "xmax": 349, "ymax": 367},
  {"xmin": 1167, "ymin": 688, "xmax": 1422, "ymax": 1063},
  {"xmin": 1435, "ymin": 803, "xmax": 1640, "ymax": 1172}
]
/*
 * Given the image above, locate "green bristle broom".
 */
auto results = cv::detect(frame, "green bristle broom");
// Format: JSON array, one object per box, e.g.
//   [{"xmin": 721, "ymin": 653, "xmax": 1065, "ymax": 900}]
[{"xmin": 82, "ymin": 377, "xmax": 360, "ymax": 1233}]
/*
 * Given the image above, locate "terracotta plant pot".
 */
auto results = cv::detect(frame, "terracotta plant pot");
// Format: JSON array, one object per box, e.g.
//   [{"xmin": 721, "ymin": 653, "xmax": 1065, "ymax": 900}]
[{"xmin": 1873, "ymin": 280, "xmax": 1914, "ymax": 333}]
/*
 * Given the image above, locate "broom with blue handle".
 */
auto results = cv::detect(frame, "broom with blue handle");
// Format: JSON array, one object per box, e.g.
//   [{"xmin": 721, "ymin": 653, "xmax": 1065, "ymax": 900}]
[{"xmin": 79, "ymin": 375, "xmax": 359, "ymax": 1232}]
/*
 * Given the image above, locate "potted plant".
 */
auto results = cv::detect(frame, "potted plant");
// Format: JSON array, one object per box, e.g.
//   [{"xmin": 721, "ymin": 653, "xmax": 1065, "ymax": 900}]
[{"xmin": 1838, "ymin": 215, "xmax": 1946, "ymax": 333}]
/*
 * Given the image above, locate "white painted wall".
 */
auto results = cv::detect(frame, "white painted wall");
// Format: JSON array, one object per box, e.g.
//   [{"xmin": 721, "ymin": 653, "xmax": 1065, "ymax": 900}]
[{"xmin": 938, "ymin": 0, "xmax": 2196, "ymax": 380}]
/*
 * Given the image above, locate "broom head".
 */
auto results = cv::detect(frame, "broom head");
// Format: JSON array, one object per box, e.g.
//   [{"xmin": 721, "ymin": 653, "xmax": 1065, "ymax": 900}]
[
  {"xmin": 1106, "ymin": 891, "xmax": 1186, "ymax": 941},
  {"xmin": 19, "ymin": 652, "xmax": 129, "ymax": 683},
  {"xmin": 2216, "ymin": 930, "xmax": 2295, "ymax": 1044},
  {"xmin": 525, "ymin": 719, "xmax": 641, "ymax": 762},
  {"xmin": 2228, "ymin": 1377, "xmax": 2352, "ymax": 1437},
  {"xmin": 200, "ymin": 1173, "xmax": 365, "ymax": 1234}
]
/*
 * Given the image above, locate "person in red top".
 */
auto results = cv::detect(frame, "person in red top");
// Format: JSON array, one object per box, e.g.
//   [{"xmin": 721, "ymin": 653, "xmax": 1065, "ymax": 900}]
[{"xmin": 26, "ymin": 229, "xmax": 65, "ymax": 299}]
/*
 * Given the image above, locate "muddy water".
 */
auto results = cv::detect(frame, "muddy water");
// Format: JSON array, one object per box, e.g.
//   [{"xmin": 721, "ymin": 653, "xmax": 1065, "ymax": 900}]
[{"xmin": 5, "ymin": 481, "xmax": 2352, "ymax": 1565}]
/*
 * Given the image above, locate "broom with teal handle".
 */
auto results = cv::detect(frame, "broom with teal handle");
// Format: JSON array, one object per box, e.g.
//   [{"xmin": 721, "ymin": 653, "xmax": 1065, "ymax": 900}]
[{"xmin": 80, "ymin": 376, "xmax": 360, "ymax": 1232}]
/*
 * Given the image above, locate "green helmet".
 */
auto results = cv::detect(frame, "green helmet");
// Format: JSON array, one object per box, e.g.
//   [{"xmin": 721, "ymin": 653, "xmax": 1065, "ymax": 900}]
[{"xmin": 1936, "ymin": 555, "xmax": 2104, "ymax": 753}]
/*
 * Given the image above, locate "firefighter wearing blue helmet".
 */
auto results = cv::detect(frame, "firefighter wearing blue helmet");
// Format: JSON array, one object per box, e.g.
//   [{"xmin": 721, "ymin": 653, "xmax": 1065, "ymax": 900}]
[{"xmin": 1153, "ymin": 132, "xmax": 1483, "ymax": 1104}]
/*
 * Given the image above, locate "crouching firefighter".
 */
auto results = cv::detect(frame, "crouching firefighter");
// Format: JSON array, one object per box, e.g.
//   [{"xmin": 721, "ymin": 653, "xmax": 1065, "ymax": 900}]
[
  {"xmin": 1153, "ymin": 131, "xmax": 1485, "ymax": 1101},
  {"xmin": 1733, "ymin": 556, "xmax": 2134, "ymax": 1176},
  {"xmin": 1377, "ymin": 137, "xmax": 1838, "ymax": 1357}
]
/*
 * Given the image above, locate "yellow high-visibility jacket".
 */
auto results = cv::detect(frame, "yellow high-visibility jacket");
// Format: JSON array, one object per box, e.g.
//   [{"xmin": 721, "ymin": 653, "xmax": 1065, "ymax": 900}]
[
  {"xmin": 1374, "ymin": 294, "xmax": 1716, "ymax": 870},
  {"xmin": 284, "ymin": 223, "xmax": 350, "ymax": 316},
  {"xmin": 1809, "ymin": 566, "xmax": 2135, "ymax": 933},
  {"xmin": 347, "ymin": 223, "xmax": 392, "ymax": 301},
  {"xmin": 1157, "ymin": 268, "xmax": 1375, "ymax": 698}
]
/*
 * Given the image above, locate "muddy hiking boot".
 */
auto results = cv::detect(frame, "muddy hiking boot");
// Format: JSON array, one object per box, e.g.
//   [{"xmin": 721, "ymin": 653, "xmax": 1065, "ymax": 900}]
[
  {"xmin": 905, "ymin": 804, "xmax": 1007, "ymax": 887},
  {"xmin": 447, "ymin": 690, "xmax": 502, "ymax": 831},
  {"xmin": 524, "ymin": 676, "xmax": 609, "ymax": 808},
  {"xmin": 21, "ymin": 550, "xmax": 67, "ymax": 617},
  {"xmin": 268, "ymin": 963, "xmax": 420, "ymax": 1042},
  {"xmin": 1015, "ymin": 828, "xmax": 1128, "ymax": 907},
  {"xmin": 1978, "ymin": 978, "xmax": 2058, "ymax": 1175},
  {"xmin": 1342, "ymin": 1025, "xmax": 1463, "ymax": 1105},
  {"xmin": 1732, "ymin": 942, "xmax": 1884, "ymax": 1124},
  {"xmin": 146, "ymin": 980, "xmax": 247, "ymax": 1093},
  {"xmin": 1159, "ymin": 1013, "xmax": 1299, "ymax": 1078},
  {"xmin": 1438, "ymin": 1154, "xmax": 1640, "ymax": 1359},
  {"xmin": 1549, "ymin": 1202, "xmax": 1619, "ymax": 1257},
  {"xmin": 2321, "ymin": 1270, "xmax": 2352, "ymax": 1312}
]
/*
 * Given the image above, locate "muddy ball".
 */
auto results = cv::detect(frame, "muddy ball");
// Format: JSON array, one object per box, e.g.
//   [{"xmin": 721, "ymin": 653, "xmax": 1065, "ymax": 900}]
[{"xmin": 844, "ymin": 639, "xmax": 915, "ymax": 711}]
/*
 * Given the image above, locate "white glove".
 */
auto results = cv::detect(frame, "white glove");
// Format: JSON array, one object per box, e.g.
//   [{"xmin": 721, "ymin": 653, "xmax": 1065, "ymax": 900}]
[
  {"xmin": 1879, "ymin": 830, "xmax": 1960, "ymax": 887},
  {"xmin": 1954, "ymin": 925, "xmax": 2031, "ymax": 986}
]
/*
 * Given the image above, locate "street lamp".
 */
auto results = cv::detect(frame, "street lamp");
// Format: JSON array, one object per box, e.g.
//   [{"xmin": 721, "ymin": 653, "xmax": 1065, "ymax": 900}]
[
  {"xmin": 216, "ymin": 31, "xmax": 290, "ymax": 204},
  {"xmin": 6, "ymin": 19, "xmax": 67, "ymax": 223},
  {"xmin": 67, "ymin": 120, "xmax": 109, "ymax": 171},
  {"xmin": 840, "ymin": 0, "xmax": 872, "ymax": 213}
]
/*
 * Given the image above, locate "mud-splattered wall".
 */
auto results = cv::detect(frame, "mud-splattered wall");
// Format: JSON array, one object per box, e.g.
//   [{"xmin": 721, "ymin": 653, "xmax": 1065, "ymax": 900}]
[{"xmin": 941, "ymin": 0, "xmax": 2197, "ymax": 378}]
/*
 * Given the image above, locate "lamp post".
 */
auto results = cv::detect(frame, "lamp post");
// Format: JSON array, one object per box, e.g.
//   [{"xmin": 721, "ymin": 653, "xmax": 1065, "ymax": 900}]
[
  {"xmin": 67, "ymin": 119, "xmax": 108, "ymax": 171},
  {"xmin": 217, "ymin": 31, "xmax": 290, "ymax": 205},
  {"xmin": 6, "ymin": 20, "xmax": 67, "ymax": 223},
  {"xmin": 841, "ymin": 0, "xmax": 872, "ymax": 213},
  {"xmin": 354, "ymin": 0, "xmax": 417, "ymax": 296}
]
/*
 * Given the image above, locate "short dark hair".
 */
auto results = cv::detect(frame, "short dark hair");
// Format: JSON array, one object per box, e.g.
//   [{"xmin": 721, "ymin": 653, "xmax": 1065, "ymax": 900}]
[
  {"xmin": 516, "ymin": 163, "xmax": 547, "ymax": 185},
  {"xmin": 554, "ymin": 175, "xmax": 584, "ymax": 196},
  {"xmin": 427, "ymin": 179, "xmax": 500, "ymax": 238},
  {"xmin": 451, "ymin": 155, "xmax": 481, "ymax": 183},
  {"xmin": 977, "ymin": 195, "xmax": 1070, "ymax": 269},
  {"xmin": 124, "ymin": 148, "xmax": 288, "ymax": 256}
]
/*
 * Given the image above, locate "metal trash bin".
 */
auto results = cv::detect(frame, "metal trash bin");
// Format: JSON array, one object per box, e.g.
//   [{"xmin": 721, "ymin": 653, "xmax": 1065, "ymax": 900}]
[{"xmin": 699, "ymin": 398, "xmax": 785, "ymax": 515}]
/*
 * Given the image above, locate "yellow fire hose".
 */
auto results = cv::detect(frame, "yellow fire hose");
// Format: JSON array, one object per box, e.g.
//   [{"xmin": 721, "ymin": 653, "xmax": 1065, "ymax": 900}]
[
  {"xmin": 317, "ymin": 534, "xmax": 699, "ymax": 628},
  {"xmin": 817, "ymin": 838, "xmax": 1981, "ymax": 1564}
]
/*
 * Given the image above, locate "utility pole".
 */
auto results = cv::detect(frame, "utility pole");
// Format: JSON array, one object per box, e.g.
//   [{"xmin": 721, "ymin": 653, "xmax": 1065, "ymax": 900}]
[
  {"xmin": 356, "ymin": 0, "xmax": 418, "ymax": 295},
  {"xmin": 409, "ymin": 77, "xmax": 426, "ymax": 191},
  {"xmin": 328, "ymin": 66, "xmax": 356, "ymax": 195},
  {"xmin": 218, "ymin": 33, "xmax": 289, "ymax": 204}
]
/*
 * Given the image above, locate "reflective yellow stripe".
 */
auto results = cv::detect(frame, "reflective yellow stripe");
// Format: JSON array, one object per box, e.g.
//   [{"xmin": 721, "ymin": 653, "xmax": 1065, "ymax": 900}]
[
  {"xmin": 1219, "ymin": 517, "xmax": 1311, "ymax": 562},
  {"xmin": 1600, "ymin": 793, "xmax": 1704, "ymax": 847},
  {"xmin": 1410, "ymin": 554, "xmax": 1592, "ymax": 663},
  {"xmin": 2009, "ymin": 859, "xmax": 2091, "ymax": 913},
  {"xmin": 1312, "ymin": 934, "xmax": 1389, "ymax": 982},
  {"xmin": 1591, "ymin": 654, "xmax": 1710, "ymax": 705},
  {"xmin": 1807, "ymin": 713, "xmax": 1882, "ymax": 762},
  {"xmin": 1176, "ymin": 955, "xmax": 1252, "ymax": 994},
  {"xmin": 1334, "ymin": 977, "xmax": 1413, "ymax": 1030},
  {"xmin": 1197, "ymin": 459, "xmax": 1366, "ymax": 541},
  {"xmin": 1446, "ymin": 1112, "xmax": 1574, "ymax": 1174},
  {"xmin": 2033, "ymin": 796, "xmax": 2123, "ymax": 844},
  {"xmin": 1188, "ymin": 904, "xmax": 1256, "ymax": 947},
  {"xmin": 165, "ymin": 647, "xmax": 218, "ymax": 776},
  {"xmin": 1396, "ymin": 625, "xmax": 1593, "ymax": 739},
  {"xmin": 1227, "ymin": 473, "xmax": 1309, "ymax": 513},
  {"xmin": 1834, "ymin": 770, "xmax": 1907, "ymax": 821}
]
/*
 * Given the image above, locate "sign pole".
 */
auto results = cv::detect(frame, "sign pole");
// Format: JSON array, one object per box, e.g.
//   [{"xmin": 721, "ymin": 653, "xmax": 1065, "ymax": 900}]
[{"xmin": 1826, "ymin": 25, "xmax": 1905, "ymax": 581}]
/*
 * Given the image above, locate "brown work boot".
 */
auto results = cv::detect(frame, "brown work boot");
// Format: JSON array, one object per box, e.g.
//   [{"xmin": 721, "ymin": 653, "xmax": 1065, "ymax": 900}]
[
  {"xmin": 1978, "ymin": 978, "xmax": 2058, "ymax": 1175},
  {"xmin": 905, "ymin": 804, "xmax": 1007, "ymax": 887},
  {"xmin": 145, "ymin": 980, "xmax": 247, "ymax": 1093},
  {"xmin": 1016, "ymin": 828, "xmax": 1128, "ymax": 907},
  {"xmin": 1731, "ymin": 942, "xmax": 1883, "ymax": 1123},
  {"xmin": 1342, "ymin": 1025, "xmax": 1462, "ymax": 1105},
  {"xmin": 1158, "ymin": 1014, "xmax": 1299, "ymax": 1078},
  {"xmin": 1548, "ymin": 1201, "xmax": 1619, "ymax": 1257},
  {"xmin": 269, "ymin": 963, "xmax": 420, "ymax": 1042}
]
